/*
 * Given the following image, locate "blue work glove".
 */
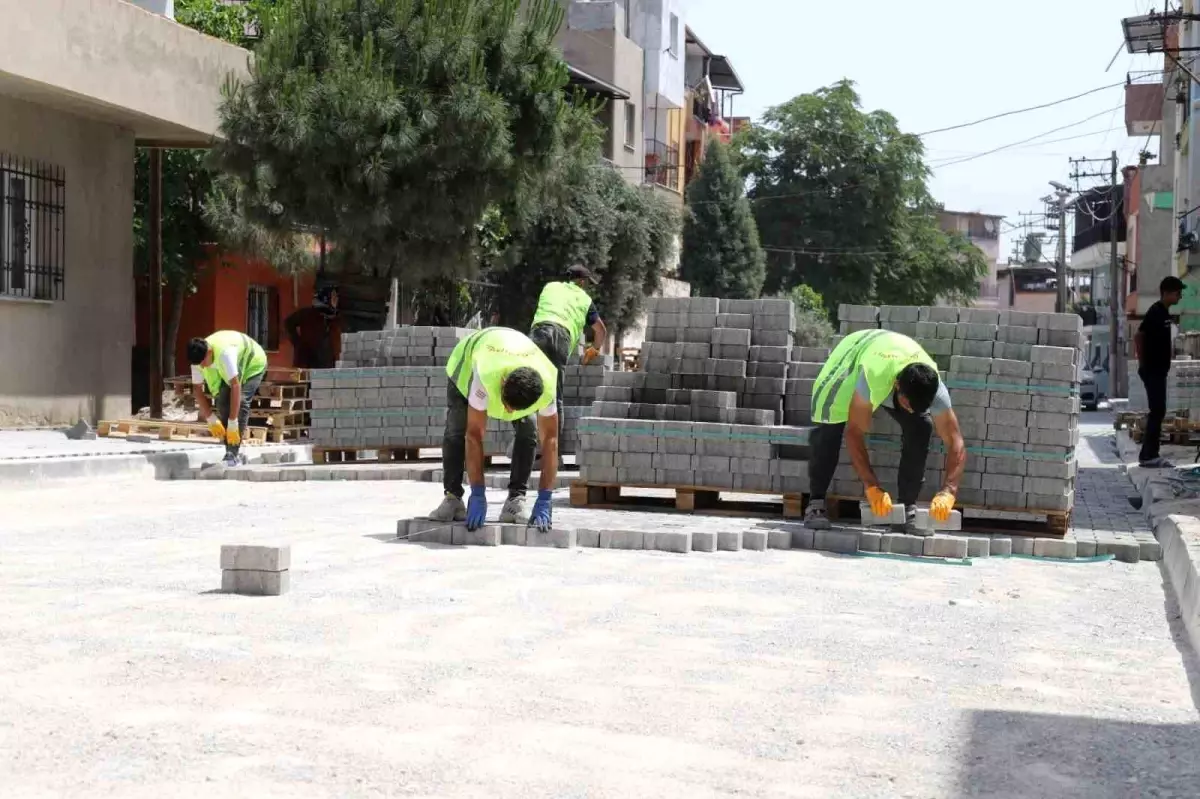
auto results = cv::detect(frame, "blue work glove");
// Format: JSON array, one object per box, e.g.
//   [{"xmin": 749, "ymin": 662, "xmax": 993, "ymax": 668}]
[
  {"xmin": 530, "ymin": 489, "xmax": 554, "ymax": 532},
  {"xmin": 466, "ymin": 485, "xmax": 487, "ymax": 530}
]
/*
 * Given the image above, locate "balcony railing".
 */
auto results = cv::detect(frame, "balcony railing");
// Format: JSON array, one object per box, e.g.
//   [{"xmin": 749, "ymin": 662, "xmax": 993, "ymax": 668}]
[{"xmin": 644, "ymin": 138, "xmax": 680, "ymax": 191}]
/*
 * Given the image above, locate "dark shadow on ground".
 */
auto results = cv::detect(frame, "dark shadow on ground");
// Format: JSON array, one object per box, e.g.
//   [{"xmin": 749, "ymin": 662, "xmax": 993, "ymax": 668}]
[
  {"xmin": 1159, "ymin": 562, "xmax": 1200, "ymax": 713},
  {"xmin": 957, "ymin": 710, "xmax": 1200, "ymax": 798},
  {"xmin": 1078, "ymin": 432, "xmax": 1123, "ymax": 466}
]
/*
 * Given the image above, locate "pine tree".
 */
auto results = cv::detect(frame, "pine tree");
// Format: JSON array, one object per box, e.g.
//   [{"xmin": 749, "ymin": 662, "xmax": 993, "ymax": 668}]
[
  {"xmin": 210, "ymin": 0, "xmax": 583, "ymax": 280},
  {"xmin": 680, "ymin": 138, "xmax": 765, "ymax": 299}
]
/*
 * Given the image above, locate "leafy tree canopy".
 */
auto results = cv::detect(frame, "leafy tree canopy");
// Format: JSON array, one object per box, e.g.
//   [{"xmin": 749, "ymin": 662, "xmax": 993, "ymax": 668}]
[
  {"xmin": 680, "ymin": 138, "xmax": 765, "ymax": 300},
  {"xmin": 210, "ymin": 0, "xmax": 586, "ymax": 280},
  {"xmin": 739, "ymin": 80, "xmax": 985, "ymax": 312}
]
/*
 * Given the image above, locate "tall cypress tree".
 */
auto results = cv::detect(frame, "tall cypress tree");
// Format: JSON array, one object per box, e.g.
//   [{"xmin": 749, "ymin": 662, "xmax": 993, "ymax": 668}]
[{"xmin": 679, "ymin": 138, "xmax": 766, "ymax": 299}]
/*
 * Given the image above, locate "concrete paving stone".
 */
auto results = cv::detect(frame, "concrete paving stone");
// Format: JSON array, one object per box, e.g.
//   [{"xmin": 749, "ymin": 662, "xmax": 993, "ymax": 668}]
[
  {"xmin": 716, "ymin": 531, "xmax": 743, "ymax": 551},
  {"xmin": 758, "ymin": 529, "xmax": 789, "ymax": 550},
  {"xmin": 882, "ymin": 533, "xmax": 923, "ymax": 556},
  {"xmin": 989, "ymin": 537, "xmax": 1013, "ymax": 556},
  {"xmin": 1012, "ymin": 537, "xmax": 1035, "ymax": 555},
  {"xmin": 687, "ymin": 530, "xmax": 717, "ymax": 553},
  {"xmin": 918, "ymin": 305, "xmax": 960, "ymax": 322},
  {"xmin": 742, "ymin": 530, "xmax": 769, "ymax": 551},
  {"xmin": 791, "ymin": 528, "xmax": 815, "ymax": 550},
  {"xmin": 1033, "ymin": 538, "xmax": 1076, "ymax": 559},
  {"xmin": 923, "ymin": 536, "xmax": 968, "ymax": 559},
  {"xmin": 964, "ymin": 537, "xmax": 990, "ymax": 557},
  {"xmin": 221, "ymin": 568, "xmax": 290, "ymax": 596},
  {"xmin": 858, "ymin": 530, "xmax": 882, "ymax": 552},
  {"xmin": 815, "ymin": 529, "xmax": 859, "ymax": 554},
  {"xmin": 949, "ymin": 388, "xmax": 990, "ymax": 407},
  {"xmin": 452, "ymin": 525, "xmax": 501, "ymax": 546},
  {"xmin": 220, "ymin": 544, "xmax": 291, "ymax": 572},
  {"xmin": 597, "ymin": 528, "xmax": 640, "ymax": 550},
  {"xmin": 950, "ymin": 355, "xmax": 992, "ymax": 375},
  {"xmin": 1075, "ymin": 539, "xmax": 1097, "ymax": 558},
  {"xmin": 1139, "ymin": 539, "xmax": 1163, "ymax": 561},
  {"xmin": 526, "ymin": 527, "xmax": 576, "ymax": 548}
]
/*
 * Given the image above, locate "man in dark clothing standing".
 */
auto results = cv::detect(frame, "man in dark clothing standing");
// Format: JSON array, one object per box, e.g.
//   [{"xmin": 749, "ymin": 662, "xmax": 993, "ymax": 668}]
[
  {"xmin": 284, "ymin": 285, "xmax": 340, "ymax": 369},
  {"xmin": 1135, "ymin": 275, "xmax": 1184, "ymax": 468}
]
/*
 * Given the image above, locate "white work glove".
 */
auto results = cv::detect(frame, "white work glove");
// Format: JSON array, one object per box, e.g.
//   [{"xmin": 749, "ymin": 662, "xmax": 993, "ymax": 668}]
[{"xmin": 226, "ymin": 419, "xmax": 241, "ymax": 447}]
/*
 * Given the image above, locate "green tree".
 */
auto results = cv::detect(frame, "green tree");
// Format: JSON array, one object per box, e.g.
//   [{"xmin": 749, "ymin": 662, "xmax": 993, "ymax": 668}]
[
  {"xmin": 783, "ymin": 284, "xmax": 835, "ymax": 347},
  {"xmin": 739, "ymin": 80, "xmax": 986, "ymax": 312},
  {"xmin": 680, "ymin": 138, "xmax": 765, "ymax": 299},
  {"xmin": 210, "ymin": 0, "xmax": 583, "ymax": 281},
  {"xmin": 487, "ymin": 164, "xmax": 680, "ymax": 336}
]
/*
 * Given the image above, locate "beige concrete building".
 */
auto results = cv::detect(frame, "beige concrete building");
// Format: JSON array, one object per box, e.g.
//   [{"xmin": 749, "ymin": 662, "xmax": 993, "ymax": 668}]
[{"xmin": 0, "ymin": 0, "xmax": 248, "ymax": 425}]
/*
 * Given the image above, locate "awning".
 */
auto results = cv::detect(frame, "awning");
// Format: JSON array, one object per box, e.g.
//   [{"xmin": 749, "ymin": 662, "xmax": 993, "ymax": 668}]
[
  {"xmin": 566, "ymin": 65, "xmax": 630, "ymax": 101},
  {"xmin": 708, "ymin": 55, "xmax": 743, "ymax": 93}
]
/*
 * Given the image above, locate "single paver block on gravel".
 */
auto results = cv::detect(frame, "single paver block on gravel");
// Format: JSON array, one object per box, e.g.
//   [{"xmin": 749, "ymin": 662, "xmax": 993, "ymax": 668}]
[
  {"xmin": 527, "ymin": 528, "xmax": 576, "ymax": 549},
  {"xmin": 691, "ymin": 531, "xmax": 718, "ymax": 552},
  {"xmin": 220, "ymin": 544, "xmax": 290, "ymax": 572},
  {"xmin": 451, "ymin": 525, "xmax": 501, "ymax": 547},
  {"xmin": 742, "ymin": 530, "xmax": 768, "ymax": 551},
  {"xmin": 1033, "ymin": 538, "xmax": 1077, "ymax": 560},
  {"xmin": 766, "ymin": 530, "xmax": 791, "ymax": 550},
  {"xmin": 717, "ymin": 531, "xmax": 743, "ymax": 552},
  {"xmin": 221, "ymin": 569, "xmax": 290, "ymax": 596},
  {"xmin": 815, "ymin": 529, "xmax": 859, "ymax": 554},
  {"xmin": 989, "ymin": 538, "xmax": 1013, "ymax": 556}
]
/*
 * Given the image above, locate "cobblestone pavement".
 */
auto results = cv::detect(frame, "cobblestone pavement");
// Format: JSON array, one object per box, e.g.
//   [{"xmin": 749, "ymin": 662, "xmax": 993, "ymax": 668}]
[{"xmin": 1072, "ymin": 412, "xmax": 1155, "ymax": 541}]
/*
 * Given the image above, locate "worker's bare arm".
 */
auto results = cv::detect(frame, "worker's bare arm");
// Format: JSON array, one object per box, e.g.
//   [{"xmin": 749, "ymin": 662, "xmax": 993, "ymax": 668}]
[
  {"xmin": 227, "ymin": 376, "xmax": 241, "ymax": 426},
  {"xmin": 537, "ymin": 412, "xmax": 559, "ymax": 491},
  {"xmin": 934, "ymin": 408, "xmax": 966, "ymax": 495},
  {"xmin": 465, "ymin": 406, "xmax": 488, "ymax": 487},
  {"xmin": 845, "ymin": 392, "xmax": 879, "ymax": 489},
  {"xmin": 590, "ymin": 318, "xmax": 607, "ymax": 352}
]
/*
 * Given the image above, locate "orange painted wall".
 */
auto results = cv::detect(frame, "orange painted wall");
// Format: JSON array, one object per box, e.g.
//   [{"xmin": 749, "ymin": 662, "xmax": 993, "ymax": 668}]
[{"xmin": 172, "ymin": 251, "xmax": 318, "ymax": 376}]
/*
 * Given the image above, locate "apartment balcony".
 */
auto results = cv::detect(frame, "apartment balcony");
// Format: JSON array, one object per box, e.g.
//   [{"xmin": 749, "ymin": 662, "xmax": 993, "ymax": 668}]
[
  {"xmin": 644, "ymin": 138, "xmax": 681, "ymax": 194},
  {"xmin": 1125, "ymin": 71, "xmax": 1165, "ymax": 136}
]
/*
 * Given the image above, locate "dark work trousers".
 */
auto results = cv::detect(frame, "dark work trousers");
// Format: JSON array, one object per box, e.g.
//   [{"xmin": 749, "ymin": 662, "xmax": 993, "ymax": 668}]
[
  {"xmin": 528, "ymin": 321, "xmax": 571, "ymax": 448},
  {"xmin": 807, "ymin": 405, "xmax": 934, "ymax": 506},
  {"xmin": 216, "ymin": 371, "xmax": 265, "ymax": 458},
  {"xmin": 442, "ymin": 379, "xmax": 537, "ymax": 501},
  {"xmin": 1138, "ymin": 367, "xmax": 1168, "ymax": 462}
]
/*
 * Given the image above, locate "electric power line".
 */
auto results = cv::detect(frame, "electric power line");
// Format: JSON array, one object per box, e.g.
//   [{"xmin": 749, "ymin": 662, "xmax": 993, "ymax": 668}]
[
  {"xmin": 915, "ymin": 81, "xmax": 1126, "ymax": 137},
  {"xmin": 928, "ymin": 105, "xmax": 1125, "ymax": 168}
]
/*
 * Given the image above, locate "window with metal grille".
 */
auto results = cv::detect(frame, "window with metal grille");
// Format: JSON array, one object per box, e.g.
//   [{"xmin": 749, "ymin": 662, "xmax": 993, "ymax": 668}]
[
  {"xmin": 0, "ymin": 154, "xmax": 65, "ymax": 301},
  {"xmin": 247, "ymin": 285, "xmax": 280, "ymax": 351}
]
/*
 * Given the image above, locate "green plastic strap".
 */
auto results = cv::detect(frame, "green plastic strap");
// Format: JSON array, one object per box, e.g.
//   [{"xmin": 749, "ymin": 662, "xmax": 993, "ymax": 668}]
[
  {"xmin": 864, "ymin": 435, "xmax": 1071, "ymax": 462},
  {"xmin": 996, "ymin": 554, "xmax": 1115, "ymax": 564},
  {"xmin": 945, "ymin": 378, "xmax": 1077, "ymax": 396}
]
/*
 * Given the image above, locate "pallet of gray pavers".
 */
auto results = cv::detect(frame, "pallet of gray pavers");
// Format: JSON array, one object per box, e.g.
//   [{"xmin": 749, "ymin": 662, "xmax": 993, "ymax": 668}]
[{"xmin": 220, "ymin": 545, "xmax": 290, "ymax": 596}]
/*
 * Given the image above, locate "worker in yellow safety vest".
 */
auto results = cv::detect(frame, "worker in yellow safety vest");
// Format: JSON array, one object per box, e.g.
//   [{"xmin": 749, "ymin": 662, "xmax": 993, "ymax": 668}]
[
  {"xmin": 806, "ymin": 329, "xmax": 967, "ymax": 535},
  {"xmin": 527, "ymin": 264, "xmax": 607, "ymax": 476},
  {"xmin": 187, "ymin": 331, "xmax": 268, "ymax": 467},
  {"xmin": 427, "ymin": 327, "xmax": 560, "ymax": 531}
]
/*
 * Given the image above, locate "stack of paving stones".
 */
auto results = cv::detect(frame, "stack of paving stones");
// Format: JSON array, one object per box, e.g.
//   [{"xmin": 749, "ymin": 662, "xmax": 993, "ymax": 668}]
[
  {"xmin": 578, "ymin": 297, "xmax": 811, "ymax": 494},
  {"xmin": 1127, "ymin": 358, "xmax": 1200, "ymax": 414},
  {"xmin": 220, "ymin": 545, "xmax": 291, "ymax": 596},
  {"xmin": 560, "ymin": 359, "xmax": 610, "ymax": 457},
  {"xmin": 824, "ymin": 305, "xmax": 1083, "ymax": 518},
  {"xmin": 336, "ymin": 326, "xmax": 470, "ymax": 368}
]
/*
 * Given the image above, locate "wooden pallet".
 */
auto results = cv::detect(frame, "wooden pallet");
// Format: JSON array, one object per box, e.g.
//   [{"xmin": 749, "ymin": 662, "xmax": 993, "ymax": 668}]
[
  {"xmin": 826, "ymin": 494, "xmax": 1068, "ymax": 537},
  {"xmin": 1112, "ymin": 412, "xmax": 1142, "ymax": 431},
  {"xmin": 569, "ymin": 480, "xmax": 805, "ymax": 518},
  {"xmin": 261, "ymin": 425, "xmax": 310, "ymax": 444},
  {"xmin": 96, "ymin": 419, "xmax": 268, "ymax": 445},
  {"xmin": 250, "ymin": 396, "xmax": 311, "ymax": 412},
  {"xmin": 249, "ymin": 409, "xmax": 310, "ymax": 428}
]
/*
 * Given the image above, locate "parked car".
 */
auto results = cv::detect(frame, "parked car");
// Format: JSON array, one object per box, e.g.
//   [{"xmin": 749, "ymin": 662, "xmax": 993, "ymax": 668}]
[{"xmin": 1079, "ymin": 366, "xmax": 1099, "ymax": 411}]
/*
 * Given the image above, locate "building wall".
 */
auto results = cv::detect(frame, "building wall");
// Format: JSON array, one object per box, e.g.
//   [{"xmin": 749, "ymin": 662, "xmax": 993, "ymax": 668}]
[
  {"xmin": 1135, "ymin": 164, "xmax": 1174, "ymax": 314},
  {"xmin": 171, "ymin": 253, "xmax": 324, "ymax": 376},
  {"xmin": 0, "ymin": 0, "xmax": 249, "ymax": 144},
  {"xmin": 0, "ymin": 94, "xmax": 134, "ymax": 425},
  {"xmin": 636, "ymin": 0, "xmax": 686, "ymax": 109}
]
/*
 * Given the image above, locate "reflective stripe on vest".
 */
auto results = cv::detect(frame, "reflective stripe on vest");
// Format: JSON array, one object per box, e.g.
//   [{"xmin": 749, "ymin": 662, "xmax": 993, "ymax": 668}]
[
  {"xmin": 445, "ymin": 327, "xmax": 557, "ymax": 422},
  {"xmin": 810, "ymin": 330, "xmax": 888, "ymax": 424},
  {"xmin": 203, "ymin": 330, "xmax": 267, "ymax": 395},
  {"xmin": 530, "ymin": 282, "xmax": 593, "ymax": 352}
]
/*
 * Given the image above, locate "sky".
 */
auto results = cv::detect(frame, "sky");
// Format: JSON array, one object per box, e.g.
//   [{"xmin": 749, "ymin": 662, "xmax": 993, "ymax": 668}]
[{"xmin": 683, "ymin": 0, "xmax": 1165, "ymax": 260}]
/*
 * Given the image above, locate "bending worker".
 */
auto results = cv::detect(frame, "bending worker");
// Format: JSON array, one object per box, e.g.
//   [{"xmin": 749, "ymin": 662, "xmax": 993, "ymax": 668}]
[
  {"xmin": 804, "ymin": 329, "xmax": 967, "ymax": 534},
  {"xmin": 187, "ymin": 331, "xmax": 268, "ymax": 467},
  {"xmin": 428, "ymin": 327, "xmax": 560, "ymax": 531},
  {"xmin": 530, "ymin": 264, "xmax": 607, "ymax": 446}
]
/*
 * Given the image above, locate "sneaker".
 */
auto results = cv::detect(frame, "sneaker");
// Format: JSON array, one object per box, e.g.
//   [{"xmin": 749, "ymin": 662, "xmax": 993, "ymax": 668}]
[
  {"xmin": 428, "ymin": 493, "xmax": 467, "ymax": 522},
  {"xmin": 499, "ymin": 496, "xmax": 526, "ymax": 523},
  {"xmin": 1139, "ymin": 457, "xmax": 1176, "ymax": 469},
  {"xmin": 891, "ymin": 506, "xmax": 929, "ymax": 536},
  {"xmin": 804, "ymin": 499, "xmax": 832, "ymax": 530},
  {"xmin": 222, "ymin": 454, "xmax": 241, "ymax": 468}
]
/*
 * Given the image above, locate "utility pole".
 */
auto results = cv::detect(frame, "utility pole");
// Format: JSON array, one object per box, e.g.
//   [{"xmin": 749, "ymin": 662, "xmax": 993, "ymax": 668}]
[{"xmin": 1070, "ymin": 152, "xmax": 1123, "ymax": 397}]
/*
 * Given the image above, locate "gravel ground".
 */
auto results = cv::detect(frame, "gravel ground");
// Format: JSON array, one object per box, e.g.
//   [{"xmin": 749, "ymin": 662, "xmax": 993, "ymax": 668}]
[{"xmin": 1, "ymin": 467, "xmax": 1198, "ymax": 797}]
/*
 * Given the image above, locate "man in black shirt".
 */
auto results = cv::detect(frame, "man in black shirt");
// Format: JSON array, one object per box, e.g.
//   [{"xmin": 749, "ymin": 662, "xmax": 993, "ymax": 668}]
[{"xmin": 1135, "ymin": 275, "xmax": 1185, "ymax": 467}]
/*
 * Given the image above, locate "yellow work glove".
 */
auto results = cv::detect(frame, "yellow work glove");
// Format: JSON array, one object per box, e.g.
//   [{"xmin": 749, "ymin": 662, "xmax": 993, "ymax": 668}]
[
  {"xmin": 226, "ymin": 422, "xmax": 242, "ymax": 448},
  {"xmin": 582, "ymin": 347, "xmax": 601, "ymax": 365},
  {"xmin": 866, "ymin": 485, "xmax": 893, "ymax": 519},
  {"xmin": 930, "ymin": 491, "xmax": 956, "ymax": 523},
  {"xmin": 206, "ymin": 415, "xmax": 226, "ymax": 441}
]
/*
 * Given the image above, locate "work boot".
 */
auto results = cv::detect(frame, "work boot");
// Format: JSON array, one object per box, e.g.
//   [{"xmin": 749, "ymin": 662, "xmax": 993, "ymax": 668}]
[
  {"xmin": 1139, "ymin": 456, "xmax": 1176, "ymax": 469},
  {"xmin": 428, "ymin": 493, "xmax": 466, "ymax": 522},
  {"xmin": 892, "ymin": 505, "xmax": 928, "ymax": 536},
  {"xmin": 804, "ymin": 499, "xmax": 832, "ymax": 530},
  {"xmin": 222, "ymin": 453, "xmax": 241, "ymax": 468},
  {"xmin": 499, "ymin": 495, "xmax": 526, "ymax": 523}
]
